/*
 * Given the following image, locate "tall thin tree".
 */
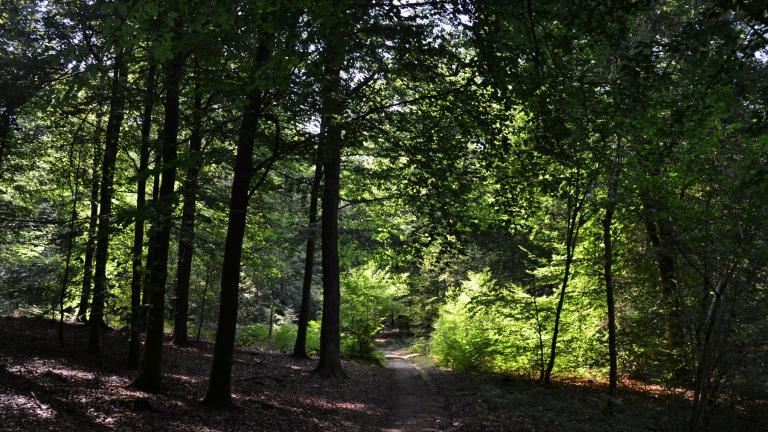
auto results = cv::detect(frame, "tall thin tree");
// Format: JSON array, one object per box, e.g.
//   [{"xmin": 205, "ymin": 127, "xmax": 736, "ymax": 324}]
[
  {"xmin": 128, "ymin": 58, "xmax": 157, "ymax": 368},
  {"xmin": 173, "ymin": 61, "xmax": 203, "ymax": 346},
  {"xmin": 203, "ymin": 40, "xmax": 271, "ymax": 406},
  {"xmin": 87, "ymin": 52, "xmax": 127, "ymax": 353},
  {"xmin": 129, "ymin": 2, "xmax": 186, "ymax": 390},
  {"xmin": 293, "ymin": 156, "xmax": 322, "ymax": 358},
  {"xmin": 76, "ymin": 121, "xmax": 103, "ymax": 322}
]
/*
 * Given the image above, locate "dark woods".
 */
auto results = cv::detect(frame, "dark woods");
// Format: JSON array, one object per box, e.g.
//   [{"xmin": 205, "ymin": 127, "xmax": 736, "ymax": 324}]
[{"xmin": 0, "ymin": 1, "xmax": 767, "ymax": 431}]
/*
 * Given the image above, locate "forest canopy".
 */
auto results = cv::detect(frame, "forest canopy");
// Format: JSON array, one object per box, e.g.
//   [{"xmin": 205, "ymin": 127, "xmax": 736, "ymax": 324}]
[{"xmin": 1, "ymin": 0, "xmax": 767, "ymax": 431}]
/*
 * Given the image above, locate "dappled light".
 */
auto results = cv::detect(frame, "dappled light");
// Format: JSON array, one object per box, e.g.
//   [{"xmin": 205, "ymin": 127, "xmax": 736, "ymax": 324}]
[{"xmin": 1, "ymin": 0, "xmax": 767, "ymax": 431}]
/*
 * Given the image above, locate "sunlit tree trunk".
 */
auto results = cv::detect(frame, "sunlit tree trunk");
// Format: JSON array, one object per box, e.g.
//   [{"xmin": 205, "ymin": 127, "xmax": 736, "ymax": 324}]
[
  {"xmin": 602, "ymin": 139, "xmax": 621, "ymax": 412},
  {"xmin": 542, "ymin": 187, "xmax": 587, "ymax": 384},
  {"xmin": 293, "ymin": 157, "xmax": 322, "ymax": 358},
  {"xmin": 88, "ymin": 52, "xmax": 127, "ymax": 353},
  {"xmin": 59, "ymin": 128, "xmax": 84, "ymax": 346},
  {"xmin": 76, "ymin": 123, "xmax": 102, "ymax": 322}
]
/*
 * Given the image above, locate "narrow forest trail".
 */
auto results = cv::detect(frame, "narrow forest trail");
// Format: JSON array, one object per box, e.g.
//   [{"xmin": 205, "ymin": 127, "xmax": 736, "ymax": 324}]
[{"xmin": 381, "ymin": 344, "xmax": 450, "ymax": 432}]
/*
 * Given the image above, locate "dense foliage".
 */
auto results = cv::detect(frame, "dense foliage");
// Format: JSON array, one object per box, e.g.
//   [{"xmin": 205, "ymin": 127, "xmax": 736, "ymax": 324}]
[{"xmin": 1, "ymin": 0, "xmax": 767, "ymax": 429}]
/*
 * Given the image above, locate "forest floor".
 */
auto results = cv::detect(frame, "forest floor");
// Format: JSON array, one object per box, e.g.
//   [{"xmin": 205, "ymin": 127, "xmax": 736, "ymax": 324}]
[{"xmin": 0, "ymin": 317, "xmax": 765, "ymax": 432}]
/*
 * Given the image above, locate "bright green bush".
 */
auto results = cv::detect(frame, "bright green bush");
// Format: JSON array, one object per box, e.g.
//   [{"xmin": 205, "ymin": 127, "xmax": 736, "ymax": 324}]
[
  {"xmin": 430, "ymin": 269, "xmax": 607, "ymax": 378},
  {"xmin": 234, "ymin": 321, "xmax": 320, "ymax": 353},
  {"xmin": 340, "ymin": 263, "xmax": 404, "ymax": 362}
]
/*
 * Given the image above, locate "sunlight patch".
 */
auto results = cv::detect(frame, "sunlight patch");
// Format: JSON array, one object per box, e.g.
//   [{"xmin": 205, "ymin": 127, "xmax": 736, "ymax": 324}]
[
  {"xmin": 0, "ymin": 392, "xmax": 57, "ymax": 419},
  {"xmin": 303, "ymin": 398, "xmax": 370, "ymax": 412}
]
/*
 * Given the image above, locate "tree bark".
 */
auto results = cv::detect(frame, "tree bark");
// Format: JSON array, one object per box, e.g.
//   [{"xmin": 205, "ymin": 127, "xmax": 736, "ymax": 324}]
[
  {"xmin": 542, "ymin": 190, "xmax": 586, "ymax": 384},
  {"xmin": 203, "ymin": 42, "xmax": 271, "ymax": 406},
  {"xmin": 196, "ymin": 257, "xmax": 212, "ymax": 343},
  {"xmin": 172, "ymin": 65, "xmax": 203, "ymax": 346},
  {"xmin": 128, "ymin": 60, "xmax": 157, "ymax": 368},
  {"xmin": 0, "ymin": 107, "xmax": 14, "ymax": 172},
  {"xmin": 293, "ymin": 158, "xmax": 323, "ymax": 358},
  {"xmin": 315, "ymin": 30, "xmax": 347, "ymax": 376},
  {"xmin": 76, "ymin": 124, "xmax": 103, "ymax": 322},
  {"xmin": 602, "ymin": 144, "xmax": 620, "ymax": 411},
  {"xmin": 59, "ymin": 128, "xmax": 84, "ymax": 346},
  {"xmin": 88, "ymin": 52, "xmax": 127, "ymax": 353},
  {"xmin": 129, "ymin": 28, "xmax": 186, "ymax": 392},
  {"xmin": 689, "ymin": 267, "xmax": 736, "ymax": 432}
]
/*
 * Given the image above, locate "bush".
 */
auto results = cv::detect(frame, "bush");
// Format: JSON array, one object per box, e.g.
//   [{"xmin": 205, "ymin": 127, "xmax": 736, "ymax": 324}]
[
  {"xmin": 233, "ymin": 321, "xmax": 321, "ymax": 353},
  {"xmin": 429, "ymin": 270, "xmax": 604, "ymax": 377},
  {"xmin": 340, "ymin": 263, "xmax": 404, "ymax": 362}
]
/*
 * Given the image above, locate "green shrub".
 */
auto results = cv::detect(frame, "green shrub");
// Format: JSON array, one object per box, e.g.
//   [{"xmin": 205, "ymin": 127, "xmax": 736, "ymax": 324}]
[{"xmin": 340, "ymin": 263, "xmax": 404, "ymax": 362}]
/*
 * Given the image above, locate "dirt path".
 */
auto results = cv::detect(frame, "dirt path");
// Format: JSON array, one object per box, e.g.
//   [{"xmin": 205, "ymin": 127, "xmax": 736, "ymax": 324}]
[{"xmin": 381, "ymin": 345, "xmax": 449, "ymax": 432}]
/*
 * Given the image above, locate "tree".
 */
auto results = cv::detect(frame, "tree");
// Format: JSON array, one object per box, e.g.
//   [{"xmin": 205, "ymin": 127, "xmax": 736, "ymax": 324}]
[
  {"xmin": 314, "ymin": 0, "xmax": 349, "ymax": 378},
  {"xmin": 87, "ymin": 51, "xmax": 127, "ymax": 353},
  {"xmin": 293, "ymin": 156, "xmax": 322, "ymax": 358},
  {"xmin": 129, "ymin": 0, "xmax": 187, "ymax": 390},
  {"xmin": 76, "ymin": 124, "xmax": 102, "ymax": 322},
  {"xmin": 172, "ymin": 61, "xmax": 203, "ymax": 346},
  {"xmin": 203, "ymin": 40, "xmax": 272, "ymax": 406},
  {"xmin": 128, "ymin": 55, "xmax": 157, "ymax": 367}
]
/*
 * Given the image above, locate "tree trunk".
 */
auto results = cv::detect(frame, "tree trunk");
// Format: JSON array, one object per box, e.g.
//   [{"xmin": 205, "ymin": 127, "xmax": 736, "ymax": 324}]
[
  {"xmin": 203, "ymin": 42, "xmax": 271, "ymax": 406},
  {"xmin": 129, "ymin": 60, "xmax": 157, "ymax": 368},
  {"xmin": 689, "ymin": 267, "xmax": 736, "ymax": 432},
  {"xmin": 87, "ymin": 52, "xmax": 127, "ymax": 353},
  {"xmin": 76, "ymin": 124, "xmax": 103, "ymax": 322},
  {"xmin": 602, "ymin": 183, "xmax": 619, "ymax": 410},
  {"xmin": 293, "ymin": 158, "xmax": 323, "ymax": 358},
  {"xmin": 602, "ymin": 138, "xmax": 622, "ymax": 411},
  {"xmin": 268, "ymin": 301, "xmax": 275, "ymax": 338},
  {"xmin": 0, "ymin": 107, "xmax": 14, "ymax": 172},
  {"xmin": 603, "ymin": 205, "xmax": 618, "ymax": 408},
  {"xmin": 143, "ymin": 128, "xmax": 163, "ymax": 307},
  {"xmin": 196, "ymin": 258, "xmax": 212, "ymax": 343},
  {"xmin": 173, "ymin": 65, "xmax": 203, "ymax": 346},
  {"xmin": 542, "ymin": 192, "xmax": 585, "ymax": 384},
  {"xmin": 129, "ymin": 33, "xmax": 186, "ymax": 392},
  {"xmin": 315, "ymin": 58, "xmax": 347, "ymax": 378},
  {"xmin": 59, "ymin": 132, "xmax": 84, "ymax": 346}
]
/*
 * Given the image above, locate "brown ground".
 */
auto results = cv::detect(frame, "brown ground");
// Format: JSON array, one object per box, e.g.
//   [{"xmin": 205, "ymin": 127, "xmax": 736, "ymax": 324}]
[
  {"xmin": 0, "ymin": 317, "xmax": 394, "ymax": 431},
  {"xmin": 1, "ymin": 317, "xmax": 765, "ymax": 432}
]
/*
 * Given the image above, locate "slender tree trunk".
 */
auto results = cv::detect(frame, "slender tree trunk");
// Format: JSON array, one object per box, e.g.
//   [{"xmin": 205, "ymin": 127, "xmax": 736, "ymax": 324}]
[
  {"xmin": 689, "ymin": 270, "xmax": 733, "ymax": 431},
  {"xmin": 268, "ymin": 300, "xmax": 275, "ymax": 338},
  {"xmin": 173, "ymin": 65, "xmax": 203, "ymax": 346},
  {"xmin": 0, "ymin": 108, "xmax": 14, "ymax": 172},
  {"xmin": 76, "ymin": 125, "xmax": 103, "ymax": 322},
  {"xmin": 129, "ymin": 23, "xmax": 186, "ymax": 391},
  {"xmin": 59, "ymin": 134, "xmax": 84, "ymax": 346},
  {"xmin": 531, "ymin": 291, "xmax": 545, "ymax": 381},
  {"xmin": 196, "ymin": 259, "xmax": 212, "ymax": 343},
  {"xmin": 128, "ymin": 60, "xmax": 157, "ymax": 368},
  {"xmin": 143, "ymin": 133, "xmax": 163, "ymax": 307},
  {"xmin": 543, "ymin": 193, "xmax": 585, "ymax": 384},
  {"xmin": 203, "ymin": 42, "xmax": 271, "ymax": 406},
  {"xmin": 293, "ymin": 158, "xmax": 323, "ymax": 358},
  {"xmin": 603, "ymin": 202, "xmax": 618, "ymax": 409},
  {"xmin": 602, "ymin": 162, "xmax": 620, "ymax": 411},
  {"xmin": 88, "ymin": 53, "xmax": 127, "ymax": 353}
]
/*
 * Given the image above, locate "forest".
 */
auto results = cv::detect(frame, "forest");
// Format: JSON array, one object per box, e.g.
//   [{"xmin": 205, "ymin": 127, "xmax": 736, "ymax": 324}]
[{"xmin": 1, "ymin": 0, "xmax": 767, "ymax": 431}]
